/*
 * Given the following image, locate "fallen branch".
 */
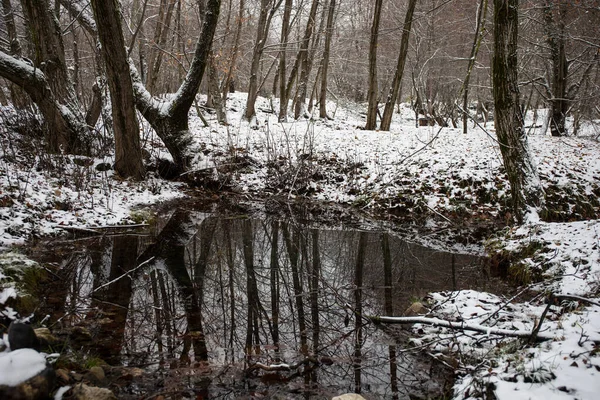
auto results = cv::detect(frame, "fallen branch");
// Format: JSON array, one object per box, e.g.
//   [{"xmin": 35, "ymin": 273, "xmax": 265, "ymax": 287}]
[
  {"xmin": 54, "ymin": 225, "xmax": 102, "ymax": 235},
  {"xmin": 367, "ymin": 315, "xmax": 554, "ymax": 341},
  {"xmin": 248, "ymin": 357, "xmax": 318, "ymax": 373},
  {"xmin": 55, "ymin": 223, "xmax": 149, "ymax": 235},
  {"xmin": 92, "ymin": 257, "xmax": 155, "ymax": 293},
  {"xmin": 554, "ymin": 294, "xmax": 600, "ymax": 308}
]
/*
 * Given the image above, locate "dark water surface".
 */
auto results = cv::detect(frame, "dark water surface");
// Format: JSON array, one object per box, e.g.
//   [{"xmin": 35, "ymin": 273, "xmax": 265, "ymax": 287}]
[{"xmin": 32, "ymin": 209, "xmax": 499, "ymax": 399}]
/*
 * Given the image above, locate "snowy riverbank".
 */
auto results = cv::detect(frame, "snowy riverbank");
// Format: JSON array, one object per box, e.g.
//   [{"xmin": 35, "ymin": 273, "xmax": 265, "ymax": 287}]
[{"xmin": 1, "ymin": 93, "xmax": 600, "ymax": 398}]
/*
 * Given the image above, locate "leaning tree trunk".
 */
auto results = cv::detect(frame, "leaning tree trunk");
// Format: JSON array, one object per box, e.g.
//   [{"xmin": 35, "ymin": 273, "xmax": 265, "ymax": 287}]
[
  {"xmin": 130, "ymin": 0, "xmax": 221, "ymax": 172},
  {"xmin": 90, "ymin": 0, "xmax": 145, "ymax": 180},
  {"xmin": 19, "ymin": 0, "xmax": 87, "ymax": 153},
  {"xmin": 492, "ymin": 0, "xmax": 545, "ymax": 222},
  {"xmin": 365, "ymin": 0, "xmax": 383, "ymax": 130},
  {"xmin": 62, "ymin": 0, "xmax": 221, "ymax": 173},
  {"xmin": 1, "ymin": 0, "xmax": 29, "ymax": 109},
  {"xmin": 380, "ymin": 0, "xmax": 418, "ymax": 131}
]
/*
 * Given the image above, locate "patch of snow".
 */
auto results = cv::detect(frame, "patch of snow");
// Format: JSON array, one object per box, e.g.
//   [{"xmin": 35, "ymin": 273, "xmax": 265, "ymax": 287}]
[{"xmin": 0, "ymin": 348, "xmax": 47, "ymax": 386}]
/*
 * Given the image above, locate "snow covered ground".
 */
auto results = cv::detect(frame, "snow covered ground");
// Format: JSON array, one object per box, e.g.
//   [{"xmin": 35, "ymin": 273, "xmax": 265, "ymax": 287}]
[{"xmin": 1, "ymin": 93, "xmax": 600, "ymax": 398}]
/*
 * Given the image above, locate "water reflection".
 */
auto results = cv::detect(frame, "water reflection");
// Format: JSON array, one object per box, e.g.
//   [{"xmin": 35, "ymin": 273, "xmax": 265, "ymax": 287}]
[{"xmin": 38, "ymin": 210, "xmax": 495, "ymax": 398}]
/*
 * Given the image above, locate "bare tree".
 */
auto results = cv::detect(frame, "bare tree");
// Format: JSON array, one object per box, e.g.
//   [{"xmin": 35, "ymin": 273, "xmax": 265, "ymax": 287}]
[
  {"xmin": 0, "ymin": 0, "xmax": 89, "ymax": 154},
  {"xmin": 145, "ymin": 0, "xmax": 177, "ymax": 94},
  {"xmin": 278, "ymin": 0, "xmax": 293, "ymax": 122},
  {"xmin": 62, "ymin": 0, "xmax": 221, "ymax": 172},
  {"xmin": 244, "ymin": 0, "xmax": 282, "ymax": 121},
  {"xmin": 365, "ymin": 0, "xmax": 383, "ymax": 130},
  {"xmin": 380, "ymin": 0, "xmax": 418, "ymax": 131},
  {"xmin": 90, "ymin": 0, "xmax": 145, "ymax": 180},
  {"xmin": 460, "ymin": 0, "xmax": 488, "ymax": 134},
  {"xmin": 318, "ymin": 0, "xmax": 336, "ymax": 119},
  {"xmin": 492, "ymin": 0, "xmax": 544, "ymax": 222}
]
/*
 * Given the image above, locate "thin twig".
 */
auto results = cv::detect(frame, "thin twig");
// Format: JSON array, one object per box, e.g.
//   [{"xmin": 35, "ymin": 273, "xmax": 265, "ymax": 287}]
[{"xmin": 92, "ymin": 257, "xmax": 155, "ymax": 293}]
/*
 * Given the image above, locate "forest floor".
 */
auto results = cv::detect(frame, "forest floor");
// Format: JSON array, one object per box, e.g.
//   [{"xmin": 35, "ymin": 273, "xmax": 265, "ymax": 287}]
[{"xmin": 1, "ymin": 92, "xmax": 600, "ymax": 399}]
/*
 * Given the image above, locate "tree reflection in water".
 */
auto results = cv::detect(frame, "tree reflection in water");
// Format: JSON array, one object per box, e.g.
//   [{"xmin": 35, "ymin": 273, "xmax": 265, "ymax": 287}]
[{"xmin": 41, "ymin": 210, "xmax": 495, "ymax": 398}]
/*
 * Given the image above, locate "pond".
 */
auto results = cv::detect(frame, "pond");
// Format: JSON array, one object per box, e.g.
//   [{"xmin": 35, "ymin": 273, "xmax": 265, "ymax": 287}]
[{"xmin": 30, "ymin": 208, "xmax": 500, "ymax": 399}]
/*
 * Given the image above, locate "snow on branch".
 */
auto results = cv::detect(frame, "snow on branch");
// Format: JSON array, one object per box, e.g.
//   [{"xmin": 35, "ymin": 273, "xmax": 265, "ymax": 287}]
[{"xmin": 367, "ymin": 315, "xmax": 555, "ymax": 341}]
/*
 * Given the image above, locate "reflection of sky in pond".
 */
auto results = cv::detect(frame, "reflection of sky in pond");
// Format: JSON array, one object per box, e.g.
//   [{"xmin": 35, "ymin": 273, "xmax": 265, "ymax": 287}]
[{"xmin": 36, "ymin": 210, "xmax": 499, "ymax": 399}]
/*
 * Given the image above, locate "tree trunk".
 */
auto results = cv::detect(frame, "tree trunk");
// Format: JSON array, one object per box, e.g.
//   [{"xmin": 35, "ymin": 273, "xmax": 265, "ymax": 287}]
[
  {"xmin": 461, "ymin": 0, "xmax": 488, "ymax": 134},
  {"xmin": 145, "ymin": 0, "xmax": 177, "ymax": 94},
  {"xmin": 365, "ymin": 0, "xmax": 383, "ymax": 130},
  {"xmin": 318, "ymin": 0, "xmax": 336, "ymax": 119},
  {"xmin": 380, "ymin": 0, "xmax": 418, "ymax": 131},
  {"xmin": 90, "ymin": 0, "xmax": 145, "ymax": 180},
  {"xmin": 0, "ymin": 51, "xmax": 89, "ymax": 153},
  {"xmin": 63, "ymin": 0, "xmax": 221, "ymax": 172},
  {"xmin": 293, "ymin": 0, "xmax": 320, "ymax": 120},
  {"xmin": 245, "ymin": 0, "xmax": 273, "ymax": 120},
  {"xmin": 131, "ymin": 0, "xmax": 221, "ymax": 172},
  {"xmin": 492, "ymin": 0, "xmax": 545, "ymax": 222},
  {"xmin": 278, "ymin": 0, "xmax": 293, "ymax": 122},
  {"xmin": 221, "ymin": 0, "xmax": 244, "ymax": 99},
  {"xmin": 283, "ymin": 0, "xmax": 318, "ymax": 118},
  {"xmin": 543, "ymin": 0, "xmax": 569, "ymax": 137},
  {"xmin": 19, "ymin": 0, "xmax": 87, "ymax": 153},
  {"xmin": 1, "ymin": 0, "xmax": 29, "ymax": 109}
]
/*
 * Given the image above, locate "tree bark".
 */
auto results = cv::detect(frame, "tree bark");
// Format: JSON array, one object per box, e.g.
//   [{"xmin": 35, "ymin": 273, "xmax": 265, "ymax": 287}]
[
  {"xmin": 0, "ymin": 51, "xmax": 88, "ymax": 154},
  {"xmin": 492, "ymin": 0, "xmax": 545, "ymax": 222},
  {"xmin": 90, "ymin": 0, "xmax": 145, "ymax": 180},
  {"xmin": 461, "ymin": 0, "xmax": 488, "ymax": 134},
  {"xmin": 245, "ymin": 0, "xmax": 272, "ymax": 120},
  {"xmin": 543, "ymin": 0, "xmax": 569, "ymax": 137},
  {"xmin": 293, "ymin": 0, "xmax": 320, "ymax": 120},
  {"xmin": 145, "ymin": 0, "xmax": 177, "ymax": 94},
  {"xmin": 278, "ymin": 0, "xmax": 293, "ymax": 122},
  {"xmin": 131, "ymin": 0, "xmax": 221, "ymax": 172},
  {"xmin": 380, "ymin": 0, "xmax": 418, "ymax": 131},
  {"xmin": 62, "ymin": 0, "xmax": 221, "ymax": 173},
  {"xmin": 365, "ymin": 0, "xmax": 383, "ymax": 130},
  {"xmin": 221, "ymin": 0, "xmax": 244, "ymax": 99},
  {"xmin": 318, "ymin": 0, "xmax": 336, "ymax": 119},
  {"xmin": 19, "ymin": 0, "xmax": 87, "ymax": 153}
]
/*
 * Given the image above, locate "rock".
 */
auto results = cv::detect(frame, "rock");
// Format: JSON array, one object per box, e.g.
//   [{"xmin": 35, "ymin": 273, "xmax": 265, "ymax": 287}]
[
  {"xmin": 71, "ymin": 372, "xmax": 83, "ymax": 382},
  {"xmin": 0, "ymin": 366, "xmax": 55, "ymax": 400},
  {"xmin": 71, "ymin": 383, "xmax": 117, "ymax": 400},
  {"xmin": 95, "ymin": 162, "xmax": 112, "ymax": 172},
  {"xmin": 332, "ymin": 394, "xmax": 366, "ymax": 400},
  {"xmin": 8, "ymin": 322, "xmax": 40, "ymax": 351},
  {"xmin": 34, "ymin": 327, "xmax": 59, "ymax": 350},
  {"xmin": 85, "ymin": 366, "xmax": 105, "ymax": 383},
  {"xmin": 403, "ymin": 302, "xmax": 428, "ymax": 317}
]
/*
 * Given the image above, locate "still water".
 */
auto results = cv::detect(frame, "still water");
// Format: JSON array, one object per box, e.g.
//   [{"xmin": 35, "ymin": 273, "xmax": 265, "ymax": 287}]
[{"xmin": 33, "ymin": 209, "xmax": 497, "ymax": 399}]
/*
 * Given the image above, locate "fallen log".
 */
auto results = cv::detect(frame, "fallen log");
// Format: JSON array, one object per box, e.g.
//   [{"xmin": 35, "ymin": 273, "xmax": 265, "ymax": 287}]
[{"xmin": 367, "ymin": 315, "xmax": 554, "ymax": 341}]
